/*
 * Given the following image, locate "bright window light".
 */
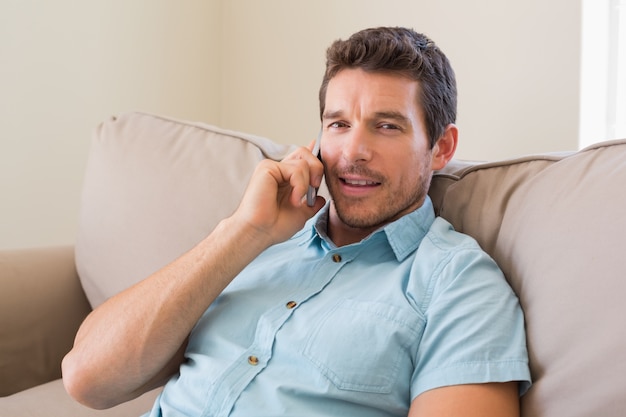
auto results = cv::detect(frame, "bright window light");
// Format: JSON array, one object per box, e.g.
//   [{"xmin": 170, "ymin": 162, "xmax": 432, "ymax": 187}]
[
  {"xmin": 611, "ymin": 0, "xmax": 626, "ymax": 140},
  {"xmin": 580, "ymin": 0, "xmax": 626, "ymax": 148}
]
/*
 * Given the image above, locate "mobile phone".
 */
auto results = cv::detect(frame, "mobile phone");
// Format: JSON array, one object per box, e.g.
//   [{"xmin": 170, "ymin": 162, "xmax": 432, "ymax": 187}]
[{"xmin": 306, "ymin": 131, "xmax": 322, "ymax": 207}]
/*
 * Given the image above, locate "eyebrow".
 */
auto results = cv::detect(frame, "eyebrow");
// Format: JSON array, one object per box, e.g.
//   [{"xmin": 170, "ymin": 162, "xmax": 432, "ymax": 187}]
[
  {"xmin": 322, "ymin": 110, "xmax": 411, "ymax": 124},
  {"xmin": 372, "ymin": 111, "xmax": 411, "ymax": 124},
  {"xmin": 321, "ymin": 110, "xmax": 343, "ymax": 121}
]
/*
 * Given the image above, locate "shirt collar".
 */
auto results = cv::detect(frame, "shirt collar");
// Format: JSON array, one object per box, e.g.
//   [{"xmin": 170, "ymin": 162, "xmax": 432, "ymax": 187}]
[{"xmin": 303, "ymin": 197, "xmax": 436, "ymax": 261}]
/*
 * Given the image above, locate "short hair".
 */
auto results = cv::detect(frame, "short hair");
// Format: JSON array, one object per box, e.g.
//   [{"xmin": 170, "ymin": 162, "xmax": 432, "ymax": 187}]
[{"xmin": 319, "ymin": 27, "xmax": 457, "ymax": 148}]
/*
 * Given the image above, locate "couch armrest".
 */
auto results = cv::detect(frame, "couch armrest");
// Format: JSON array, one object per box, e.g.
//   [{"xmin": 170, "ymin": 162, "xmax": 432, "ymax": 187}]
[{"xmin": 0, "ymin": 246, "xmax": 92, "ymax": 396}]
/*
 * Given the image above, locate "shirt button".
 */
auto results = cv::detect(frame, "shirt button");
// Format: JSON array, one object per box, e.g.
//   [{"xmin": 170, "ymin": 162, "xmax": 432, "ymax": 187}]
[
  {"xmin": 332, "ymin": 254, "xmax": 342, "ymax": 263},
  {"xmin": 248, "ymin": 355, "xmax": 259, "ymax": 366},
  {"xmin": 286, "ymin": 301, "xmax": 297, "ymax": 309}
]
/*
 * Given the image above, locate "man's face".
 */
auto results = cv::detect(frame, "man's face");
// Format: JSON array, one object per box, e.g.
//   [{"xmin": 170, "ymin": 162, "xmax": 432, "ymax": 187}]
[{"xmin": 321, "ymin": 68, "xmax": 436, "ymax": 242}]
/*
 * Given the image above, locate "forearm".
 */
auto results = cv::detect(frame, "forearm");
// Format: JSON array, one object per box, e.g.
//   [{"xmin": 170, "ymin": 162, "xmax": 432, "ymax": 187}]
[
  {"xmin": 62, "ymin": 216, "xmax": 272, "ymax": 409},
  {"xmin": 63, "ymin": 147, "xmax": 324, "ymax": 409}
]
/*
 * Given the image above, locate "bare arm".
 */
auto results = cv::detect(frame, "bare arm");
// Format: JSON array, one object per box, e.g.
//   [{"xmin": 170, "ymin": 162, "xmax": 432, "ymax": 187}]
[
  {"xmin": 408, "ymin": 382, "xmax": 520, "ymax": 417},
  {"xmin": 62, "ymin": 145, "xmax": 325, "ymax": 409}
]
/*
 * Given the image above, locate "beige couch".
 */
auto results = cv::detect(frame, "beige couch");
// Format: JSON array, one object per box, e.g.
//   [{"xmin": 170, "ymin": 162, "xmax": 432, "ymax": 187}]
[{"xmin": 1, "ymin": 111, "xmax": 625, "ymax": 416}]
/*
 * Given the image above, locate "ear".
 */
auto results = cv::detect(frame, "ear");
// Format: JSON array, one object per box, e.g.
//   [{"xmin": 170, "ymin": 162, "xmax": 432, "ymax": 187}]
[{"xmin": 431, "ymin": 124, "xmax": 458, "ymax": 171}]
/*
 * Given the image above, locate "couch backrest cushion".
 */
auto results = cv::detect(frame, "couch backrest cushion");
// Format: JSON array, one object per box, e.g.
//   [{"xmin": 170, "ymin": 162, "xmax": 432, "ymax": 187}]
[
  {"xmin": 75, "ymin": 112, "xmax": 292, "ymax": 308},
  {"xmin": 430, "ymin": 139, "xmax": 626, "ymax": 417}
]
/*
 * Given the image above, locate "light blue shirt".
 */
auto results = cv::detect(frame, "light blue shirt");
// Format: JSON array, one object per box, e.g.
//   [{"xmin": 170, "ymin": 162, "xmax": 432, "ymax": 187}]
[{"xmin": 145, "ymin": 197, "xmax": 531, "ymax": 417}]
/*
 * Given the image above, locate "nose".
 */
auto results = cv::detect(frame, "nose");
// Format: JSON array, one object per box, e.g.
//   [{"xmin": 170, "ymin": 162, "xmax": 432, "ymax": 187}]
[{"xmin": 341, "ymin": 128, "xmax": 372, "ymax": 163}]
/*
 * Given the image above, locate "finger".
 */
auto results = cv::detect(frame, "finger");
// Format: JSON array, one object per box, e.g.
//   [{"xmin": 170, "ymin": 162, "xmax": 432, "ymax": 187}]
[
  {"xmin": 282, "ymin": 145, "xmax": 316, "ymax": 161},
  {"xmin": 282, "ymin": 158, "xmax": 324, "ymax": 209},
  {"xmin": 263, "ymin": 157, "xmax": 308, "ymax": 207},
  {"xmin": 285, "ymin": 160, "xmax": 311, "ymax": 207},
  {"xmin": 282, "ymin": 148, "xmax": 324, "ymax": 189}
]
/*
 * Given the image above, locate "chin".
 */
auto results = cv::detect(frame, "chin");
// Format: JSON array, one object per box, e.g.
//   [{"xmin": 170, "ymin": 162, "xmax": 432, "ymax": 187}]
[
  {"xmin": 333, "ymin": 196, "xmax": 425, "ymax": 230},
  {"xmin": 334, "ymin": 205, "xmax": 390, "ymax": 230}
]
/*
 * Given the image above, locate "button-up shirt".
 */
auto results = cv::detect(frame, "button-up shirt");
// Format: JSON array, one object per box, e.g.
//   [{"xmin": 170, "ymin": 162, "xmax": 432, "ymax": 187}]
[{"xmin": 145, "ymin": 197, "xmax": 531, "ymax": 417}]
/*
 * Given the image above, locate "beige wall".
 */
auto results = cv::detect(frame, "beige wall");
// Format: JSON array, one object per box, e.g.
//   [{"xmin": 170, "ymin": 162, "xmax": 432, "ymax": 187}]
[
  {"xmin": 0, "ymin": 1, "xmax": 221, "ymax": 250},
  {"xmin": 0, "ymin": 0, "xmax": 582, "ymax": 250}
]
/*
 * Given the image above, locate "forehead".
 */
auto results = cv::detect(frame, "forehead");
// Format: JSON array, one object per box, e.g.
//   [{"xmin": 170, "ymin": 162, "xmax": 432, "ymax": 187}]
[{"xmin": 324, "ymin": 68, "xmax": 422, "ymax": 118}]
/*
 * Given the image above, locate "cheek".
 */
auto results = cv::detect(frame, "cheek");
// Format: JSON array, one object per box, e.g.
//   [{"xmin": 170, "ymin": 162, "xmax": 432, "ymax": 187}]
[
  {"xmin": 396, "ymin": 151, "xmax": 432, "ymax": 184},
  {"xmin": 320, "ymin": 145, "xmax": 340, "ymax": 169},
  {"xmin": 391, "ymin": 149, "xmax": 419, "ymax": 172},
  {"xmin": 320, "ymin": 139, "xmax": 338, "ymax": 157}
]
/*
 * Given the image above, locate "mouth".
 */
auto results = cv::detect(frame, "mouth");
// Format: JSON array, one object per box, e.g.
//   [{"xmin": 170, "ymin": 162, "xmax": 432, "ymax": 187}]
[
  {"xmin": 331, "ymin": 166, "xmax": 384, "ymax": 197},
  {"xmin": 341, "ymin": 178, "xmax": 381, "ymax": 187}
]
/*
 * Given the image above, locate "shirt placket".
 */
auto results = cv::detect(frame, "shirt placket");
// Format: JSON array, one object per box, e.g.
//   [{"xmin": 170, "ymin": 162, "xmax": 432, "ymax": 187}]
[{"xmin": 204, "ymin": 247, "xmax": 358, "ymax": 417}]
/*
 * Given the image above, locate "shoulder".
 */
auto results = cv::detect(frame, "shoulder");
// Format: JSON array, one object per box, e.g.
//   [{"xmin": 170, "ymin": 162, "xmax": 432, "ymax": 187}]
[
  {"xmin": 425, "ymin": 216, "xmax": 483, "ymax": 252},
  {"xmin": 407, "ymin": 216, "xmax": 511, "ymax": 312},
  {"xmin": 407, "ymin": 221, "xmax": 531, "ymax": 398},
  {"xmin": 414, "ymin": 216, "xmax": 499, "ymax": 280}
]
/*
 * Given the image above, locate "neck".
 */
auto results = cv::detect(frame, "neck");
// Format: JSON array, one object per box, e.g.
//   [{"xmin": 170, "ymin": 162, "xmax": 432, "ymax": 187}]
[{"xmin": 326, "ymin": 205, "xmax": 380, "ymax": 247}]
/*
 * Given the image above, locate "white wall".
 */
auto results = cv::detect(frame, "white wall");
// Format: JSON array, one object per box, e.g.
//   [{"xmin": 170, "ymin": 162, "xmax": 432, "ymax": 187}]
[
  {"xmin": 1, "ymin": 0, "xmax": 582, "ymax": 250},
  {"xmin": 0, "ymin": 1, "xmax": 221, "ymax": 250}
]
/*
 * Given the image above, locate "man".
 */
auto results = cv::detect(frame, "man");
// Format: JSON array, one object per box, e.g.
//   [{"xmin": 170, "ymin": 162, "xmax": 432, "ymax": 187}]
[{"xmin": 63, "ymin": 27, "xmax": 531, "ymax": 416}]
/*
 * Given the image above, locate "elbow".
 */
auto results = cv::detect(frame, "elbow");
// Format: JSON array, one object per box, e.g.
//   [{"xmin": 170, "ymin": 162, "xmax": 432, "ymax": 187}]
[{"xmin": 61, "ymin": 351, "xmax": 116, "ymax": 410}]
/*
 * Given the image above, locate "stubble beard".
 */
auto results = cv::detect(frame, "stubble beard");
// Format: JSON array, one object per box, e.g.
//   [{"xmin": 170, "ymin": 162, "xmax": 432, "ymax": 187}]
[{"xmin": 326, "ymin": 164, "xmax": 432, "ymax": 231}]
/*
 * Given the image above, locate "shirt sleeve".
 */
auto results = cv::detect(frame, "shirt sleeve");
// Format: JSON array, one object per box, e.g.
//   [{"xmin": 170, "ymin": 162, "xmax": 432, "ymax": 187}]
[{"xmin": 410, "ymin": 221, "xmax": 531, "ymax": 399}]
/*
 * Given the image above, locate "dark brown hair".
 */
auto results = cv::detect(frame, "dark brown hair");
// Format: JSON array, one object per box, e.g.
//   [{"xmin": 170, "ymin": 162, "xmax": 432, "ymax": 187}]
[{"xmin": 319, "ymin": 27, "xmax": 457, "ymax": 148}]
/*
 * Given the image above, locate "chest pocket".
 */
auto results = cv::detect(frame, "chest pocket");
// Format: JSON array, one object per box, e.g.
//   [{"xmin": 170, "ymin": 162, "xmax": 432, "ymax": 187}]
[{"xmin": 302, "ymin": 299, "xmax": 424, "ymax": 394}]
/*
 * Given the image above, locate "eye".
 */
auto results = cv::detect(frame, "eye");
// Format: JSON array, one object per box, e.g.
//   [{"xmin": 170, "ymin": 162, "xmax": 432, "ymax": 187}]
[
  {"xmin": 379, "ymin": 123, "xmax": 403, "ymax": 132},
  {"xmin": 328, "ymin": 121, "xmax": 350, "ymax": 129}
]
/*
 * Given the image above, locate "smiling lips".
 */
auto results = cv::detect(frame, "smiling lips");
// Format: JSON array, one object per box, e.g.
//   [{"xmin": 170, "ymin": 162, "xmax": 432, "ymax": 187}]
[{"xmin": 341, "ymin": 178, "xmax": 380, "ymax": 186}]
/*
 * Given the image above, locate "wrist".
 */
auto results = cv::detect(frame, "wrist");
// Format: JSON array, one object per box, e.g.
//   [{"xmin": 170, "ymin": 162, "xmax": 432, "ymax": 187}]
[{"xmin": 214, "ymin": 215, "xmax": 275, "ymax": 254}]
